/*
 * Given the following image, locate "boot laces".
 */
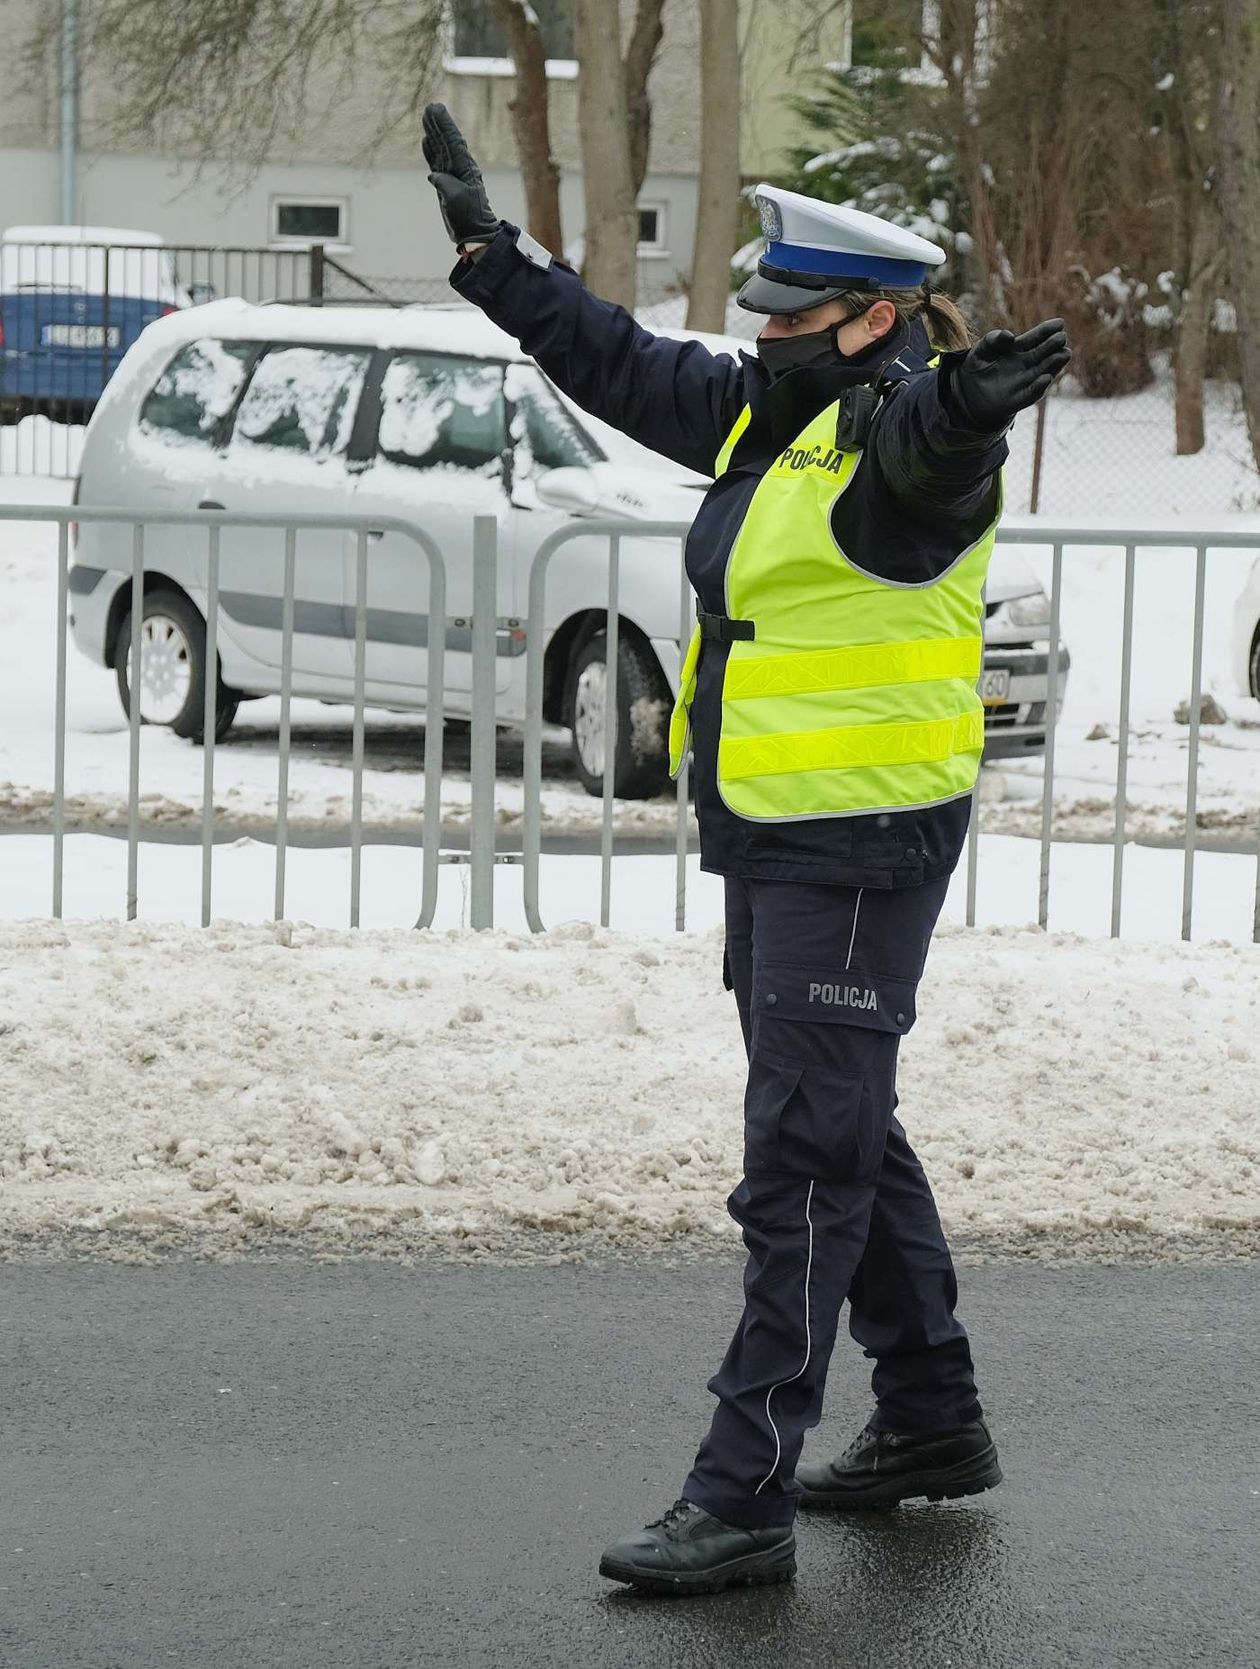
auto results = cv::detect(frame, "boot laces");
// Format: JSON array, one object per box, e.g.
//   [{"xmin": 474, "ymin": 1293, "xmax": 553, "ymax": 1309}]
[
  {"xmin": 839, "ymin": 1424, "xmax": 878, "ymax": 1466},
  {"xmin": 648, "ymin": 1498, "xmax": 697, "ymax": 1533}
]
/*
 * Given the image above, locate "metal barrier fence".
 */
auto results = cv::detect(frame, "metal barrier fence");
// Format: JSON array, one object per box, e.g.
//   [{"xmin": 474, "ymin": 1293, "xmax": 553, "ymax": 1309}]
[
  {"xmin": 994, "ymin": 524, "xmax": 1260, "ymax": 944},
  {"xmin": 2, "ymin": 503, "xmax": 1259, "ymax": 942},
  {"xmin": 0, "ymin": 503, "xmax": 446, "ymax": 930}
]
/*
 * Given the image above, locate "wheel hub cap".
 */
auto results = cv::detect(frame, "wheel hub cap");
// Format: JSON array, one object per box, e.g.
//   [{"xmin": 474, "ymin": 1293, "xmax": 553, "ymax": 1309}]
[
  {"xmin": 574, "ymin": 661, "xmax": 608, "ymax": 776},
  {"xmin": 127, "ymin": 614, "xmax": 193, "ymax": 725}
]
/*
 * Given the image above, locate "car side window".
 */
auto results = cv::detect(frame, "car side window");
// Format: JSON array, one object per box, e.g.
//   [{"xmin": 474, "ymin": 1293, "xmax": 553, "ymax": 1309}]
[
  {"xmin": 138, "ymin": 338, "xmax": 255, "ymax": 444},
  {"xmin": 231, "ymin": 344, "xmax": 372, "ymax": 458},
  {"xmin": 507, "ymin": 368, "xmax": 602, "ymax": 473},
  {"xmin": 377, "ymin": 353, "xmax": 506, "ymax": 474}
]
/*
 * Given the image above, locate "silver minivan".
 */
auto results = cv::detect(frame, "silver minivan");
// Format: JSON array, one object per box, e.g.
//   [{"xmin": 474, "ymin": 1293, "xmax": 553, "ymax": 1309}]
[{"xmin": 68, "ymin": 298, "xmax": 1066, "ymax": 795}]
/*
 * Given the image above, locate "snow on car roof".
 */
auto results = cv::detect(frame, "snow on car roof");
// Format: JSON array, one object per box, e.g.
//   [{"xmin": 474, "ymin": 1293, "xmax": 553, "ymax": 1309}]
[{"xmin": 161, "ymin": 297, "xmax": 529, "ymax": 361}]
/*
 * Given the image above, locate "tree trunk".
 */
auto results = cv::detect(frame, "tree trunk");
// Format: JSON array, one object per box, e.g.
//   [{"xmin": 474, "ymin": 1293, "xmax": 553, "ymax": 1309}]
[
  {"xmin": 686, "ymin": 0, "xmax": 741, "ymax": 333},
  {"xmin": 625, "ymin": 0, "xmax": 665, "ymax": 200},
  {"xmin": 492, "ymin": 0, "xmax": 564, "ymax": 256},
  {"xmin": 575, "ymin": 0, "xmax": 638, "ymax": 308},
  {"xmin": 1174, "ymin": 204, "xmax": 1222, "ymax": 455},
  {"xmin": 934, "ymin": 0, "xmax": 1001, "ymax": 323},
  {"xmin": 1217, "ymin": 0, "xmax": 1260, "ymax": 470}
]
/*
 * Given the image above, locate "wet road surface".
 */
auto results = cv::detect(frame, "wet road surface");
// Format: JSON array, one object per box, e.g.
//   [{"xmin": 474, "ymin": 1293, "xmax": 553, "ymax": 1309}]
[{"xmin": 2, "ymin": 1258, "xmax": 1256, "ymax": 1668}]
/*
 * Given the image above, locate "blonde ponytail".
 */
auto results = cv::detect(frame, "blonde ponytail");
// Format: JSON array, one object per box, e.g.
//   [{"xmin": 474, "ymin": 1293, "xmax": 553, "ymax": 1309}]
[
  {"xmin": 919, "ymin": 288, "xmax": 972, "ymax": 352},
  {"xmin": 832, "ymin": 284, "xmax": 974, "ymax": 353}
]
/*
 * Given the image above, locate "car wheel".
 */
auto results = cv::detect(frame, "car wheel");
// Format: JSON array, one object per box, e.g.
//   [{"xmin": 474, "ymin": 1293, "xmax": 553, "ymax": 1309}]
[
  {"xmin": 1250, "ymin": 628, "xmax": 1260, "ymax": 700},
  {"xmin": 114, "ymin": 589, "xmax": 239, "ymax": 744},
  {"xmin": 566, "ymin": 629, "xmax": 671, "ymax": 799}
]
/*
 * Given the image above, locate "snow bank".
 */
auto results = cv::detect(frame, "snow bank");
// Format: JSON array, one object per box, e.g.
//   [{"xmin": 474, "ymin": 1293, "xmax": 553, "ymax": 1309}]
[{"xmin": 2, "ymin": 917, "xmax": 1256, "ymax": 1263}]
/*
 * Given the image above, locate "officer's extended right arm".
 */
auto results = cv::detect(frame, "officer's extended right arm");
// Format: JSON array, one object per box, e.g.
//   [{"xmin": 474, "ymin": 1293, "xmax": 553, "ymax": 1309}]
[{"xmin": 423, "ymin": 104, "xmax": 743, "ymax": 480}]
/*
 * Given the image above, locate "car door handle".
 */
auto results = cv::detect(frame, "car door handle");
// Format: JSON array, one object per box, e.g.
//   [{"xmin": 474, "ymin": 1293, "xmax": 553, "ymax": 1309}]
[
  {"xmin": 366, "ymin": 529, "xmax": 385, "ymax": 541},
  {"xmin": 198, "ymin": 499, "xmax": 225, "ymax": 510}
]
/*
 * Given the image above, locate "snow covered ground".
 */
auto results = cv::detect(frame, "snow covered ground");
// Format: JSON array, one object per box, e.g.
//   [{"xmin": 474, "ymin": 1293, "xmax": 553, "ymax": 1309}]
[
  {"xmin": 4, "ymin": 451, "xmax": 1258, "ymax": 1266},
  {"xmin": 2, "ymin": 915, "xmax": 1256, "ymax": 1263}
]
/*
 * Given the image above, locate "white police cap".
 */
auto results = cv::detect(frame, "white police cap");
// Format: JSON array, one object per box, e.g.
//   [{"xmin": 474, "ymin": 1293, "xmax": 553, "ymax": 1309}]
[{"xmin": 737, "ymin": 182, "xmax": 947, "ymax": 315}]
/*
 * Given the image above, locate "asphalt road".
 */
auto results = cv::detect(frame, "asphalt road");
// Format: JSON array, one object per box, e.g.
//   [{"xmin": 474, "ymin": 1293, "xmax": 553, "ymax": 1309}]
[{"xmin": 2, "ymin": 1258, "xmax": 1257, "ymax": 1669}]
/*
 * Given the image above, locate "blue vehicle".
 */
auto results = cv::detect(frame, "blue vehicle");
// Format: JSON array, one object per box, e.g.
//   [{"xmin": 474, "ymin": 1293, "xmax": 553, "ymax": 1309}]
[{"xmin": 0, "ymin": 225, "xmax": 188, "ymax": 425}]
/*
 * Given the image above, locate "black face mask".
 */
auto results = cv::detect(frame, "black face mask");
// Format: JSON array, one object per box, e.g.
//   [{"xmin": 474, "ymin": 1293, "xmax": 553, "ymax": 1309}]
[{"xmin": 756, "ymin": 323, "xmax": 845, "ymax": 381}]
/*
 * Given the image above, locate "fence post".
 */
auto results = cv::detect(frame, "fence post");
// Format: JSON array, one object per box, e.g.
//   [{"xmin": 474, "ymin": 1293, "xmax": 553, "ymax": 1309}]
[
  {"xmin": 309, "ymin": 243, "xmax": 325, "ymax": 302},
  {"xmin": 1037, "ymin": 541, "xmax": 1064, "ymax": 930},
  {"xmin": 469, "ymin": 516, "xmax": 498, "ymax": 929},
  {"xmin": 599, "ymin": 537, "xmax": 620, "ymax": 929},
  {"xmin": 1182, "ymin": 543, "xmax": 1208, "ymax": 942},
  {"xmin": 1028, "ymin": 393, "xmax": 1048, "ymax": 514},
  {"xmin": 200, "ymin": 525, "xmax": 219, "ymax": 928},
  {"xmin": 126, "ymin": 523, "xmax": 144, "ymax": 923},
  {"xmin": 52, "ymin": 523, "xmax": 69, "ymax": 919}
]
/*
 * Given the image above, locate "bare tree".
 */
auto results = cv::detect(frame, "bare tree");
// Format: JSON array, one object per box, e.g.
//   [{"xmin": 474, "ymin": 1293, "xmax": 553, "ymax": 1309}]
[
  {"xmin": 56, "ymin": 0, "xmax": 446, "ymax": 168},
  {"xmin": 492, "ymin": 0, "xmax": 564, "ymax": 255},
  {"xmin": 1151, "ymin": 0, "xmax": 1224, "ymax": 455},
  {"xmin": 59, "ymin": 0, "xmax": 665, "ymax": 298},
  {"xmin": 686, "ymin": 0, "xmax": 741, "ymax": 332},
  {"xmin": 625, "ymin": 0, "xmax": 666, "ymax": 201},
  {"xmin": 925, "ymin": 0, "xmax": 1001, "ymax": 322},
  {"xmin": 43, "ymin": 0, "xmax": 565, "ymax": 256},
  {"xmin": 1217, "ymin": 0, "xmax": 1260, "ymax": 470},
  {"xmin": 575, "ymin": 0, "xmax": 638, "ymax": 307}
]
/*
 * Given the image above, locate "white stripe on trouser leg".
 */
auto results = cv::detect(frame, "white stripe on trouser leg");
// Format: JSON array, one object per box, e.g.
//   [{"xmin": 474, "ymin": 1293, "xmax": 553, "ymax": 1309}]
[
  {"xmin": 754, "ymin": 1178, "xmax": 816, "ymax": 1495},
  {"xmin": 845, "ymin": 888, "xmax": 864, "ymax": 971}
]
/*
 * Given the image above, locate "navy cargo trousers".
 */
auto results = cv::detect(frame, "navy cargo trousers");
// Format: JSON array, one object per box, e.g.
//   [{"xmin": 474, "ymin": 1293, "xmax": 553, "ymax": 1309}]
[{"xmin": 681, "ymin": 874, "xmax": 982, "ymax": 1530}]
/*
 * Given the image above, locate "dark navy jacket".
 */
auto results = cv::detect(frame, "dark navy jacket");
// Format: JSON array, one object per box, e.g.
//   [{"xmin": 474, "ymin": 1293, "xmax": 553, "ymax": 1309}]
[{"xmin": 454, "ymin": 225, "xmax": 1008, "ymax": 889}]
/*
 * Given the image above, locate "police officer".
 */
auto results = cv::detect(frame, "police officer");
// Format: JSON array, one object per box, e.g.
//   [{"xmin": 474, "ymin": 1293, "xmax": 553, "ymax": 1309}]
[{"xmin": 423, "ymin": 104, "xmax": 1070, "ymax": 1596}]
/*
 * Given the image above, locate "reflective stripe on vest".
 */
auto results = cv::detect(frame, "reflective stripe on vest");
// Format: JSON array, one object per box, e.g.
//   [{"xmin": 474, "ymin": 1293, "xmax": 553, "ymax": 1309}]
[
  {"xmin": 713, "ymin": 405, "xmax": 753, "ymax": 477},
  {"xmin": 668, "ymin": 393, "xmax": 999, "ymax": 821}
]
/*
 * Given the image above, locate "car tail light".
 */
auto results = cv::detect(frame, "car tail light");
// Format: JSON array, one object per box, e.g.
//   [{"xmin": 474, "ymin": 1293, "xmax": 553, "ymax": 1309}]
[{"xmin": 160, "ymin": 305, "xmax": 176, "ymax": 317}]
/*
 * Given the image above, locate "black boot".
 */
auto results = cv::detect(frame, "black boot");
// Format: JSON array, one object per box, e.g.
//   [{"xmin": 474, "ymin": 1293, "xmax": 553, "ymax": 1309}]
[
  {"xmin": 598, "ymin": 1498, "xmax": 796, "ymax": 1595},
  {"xmin": 797, "ymin": 1418, "xmax": 1002, "ymax": 1510}
]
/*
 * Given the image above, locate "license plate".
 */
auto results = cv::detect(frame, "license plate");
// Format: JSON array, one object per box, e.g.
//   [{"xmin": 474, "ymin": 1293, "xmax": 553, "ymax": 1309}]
[
  {"xmin": 40, "ymin": 324, "xmax": 121, "ymax": 349},
  {"xmin": 979, "ymin": 668, "xmax": 1011, "ymax": 706}
]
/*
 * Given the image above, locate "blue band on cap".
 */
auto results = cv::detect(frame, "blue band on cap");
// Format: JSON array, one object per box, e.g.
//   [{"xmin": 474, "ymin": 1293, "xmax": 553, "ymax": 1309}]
[{"xmin": 766, "ymin": 241, "xmax": 930, "ymax": 288}]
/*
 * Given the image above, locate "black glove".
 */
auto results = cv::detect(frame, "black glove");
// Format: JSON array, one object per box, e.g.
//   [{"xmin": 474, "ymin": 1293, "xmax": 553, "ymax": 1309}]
[
  {"xmin": 422, "ymin": 103, "xmax": 501, "ymax": 248},
  {"xmin": 950, "ymin": 318, "xmax": 1072, "ymax": 431}
]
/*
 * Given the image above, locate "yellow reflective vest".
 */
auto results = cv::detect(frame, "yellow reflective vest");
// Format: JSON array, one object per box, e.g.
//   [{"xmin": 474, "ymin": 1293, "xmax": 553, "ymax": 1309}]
[{"xmin": 667, "ymin": 394, "xmax": 1000, "ymax": 822}]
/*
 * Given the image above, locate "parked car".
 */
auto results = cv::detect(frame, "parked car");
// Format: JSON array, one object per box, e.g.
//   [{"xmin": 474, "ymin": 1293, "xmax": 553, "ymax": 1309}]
[
  {"xmin": 67, "ymin": 298, "xmax": 1069, "ymax": 796},
  {"xmin": 0, "ymin": 225, "xmax": 188, "ymax": 426},
  {"xmin": 977, "ymin": 554, "xmax": 1071, "ymax": 757},
  {"xmin": 1230, "ymin": 556, "xmax": 1260, "ymax": 703}
]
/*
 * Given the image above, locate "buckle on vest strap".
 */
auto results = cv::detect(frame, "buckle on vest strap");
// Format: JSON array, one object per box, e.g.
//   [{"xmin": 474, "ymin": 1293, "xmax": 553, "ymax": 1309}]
[{"xmin": 698, "ymin": 612, "xmax": 756, "ymax": 643}]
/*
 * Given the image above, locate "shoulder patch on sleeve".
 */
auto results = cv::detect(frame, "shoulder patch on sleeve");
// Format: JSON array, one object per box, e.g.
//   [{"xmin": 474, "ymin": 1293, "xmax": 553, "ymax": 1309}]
[{"xmin": 515, "ymin": 230, "xmax": 554, "ymax": 271}]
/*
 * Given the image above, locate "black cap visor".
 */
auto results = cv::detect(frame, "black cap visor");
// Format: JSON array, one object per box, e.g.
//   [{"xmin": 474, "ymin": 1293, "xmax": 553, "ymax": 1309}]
[{"xmin": 736, "ymin": 261, "xmax": 880, "ymax": 316}]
